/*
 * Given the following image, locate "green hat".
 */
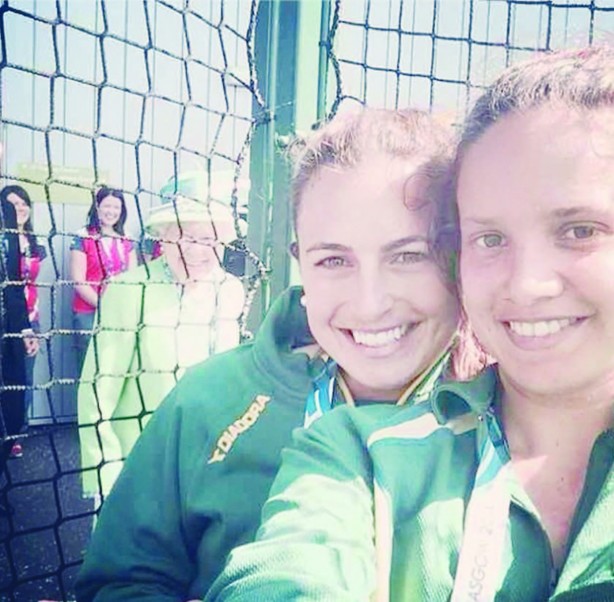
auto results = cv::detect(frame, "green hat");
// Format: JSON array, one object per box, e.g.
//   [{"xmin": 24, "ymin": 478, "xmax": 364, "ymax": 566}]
[{"xmin": 145, "ymin": 171, "xmax": 248, "ymax": 243}]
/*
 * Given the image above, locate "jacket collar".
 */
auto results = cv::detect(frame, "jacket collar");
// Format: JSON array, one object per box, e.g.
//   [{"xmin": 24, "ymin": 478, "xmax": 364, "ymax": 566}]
[
  {"xmin": 431, "ymin": 365, "xmax": 500, "ymax": 424},
  {"xmin": 252, "ymin": 286, "xmax": 321, "ymax": 398}
]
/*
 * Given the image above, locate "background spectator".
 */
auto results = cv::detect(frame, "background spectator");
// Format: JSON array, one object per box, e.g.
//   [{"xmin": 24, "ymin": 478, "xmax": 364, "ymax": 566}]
[
  {"xmin": 0, "ymin": 198, "xmax": 29, "ymax": 513},
  {"xmin": 0, "ymin": 185, "xmax": 46, "ymax": 458},
  {"xmin": 69, "ymin": 187, "xmax": 136, "ymax": 371}
]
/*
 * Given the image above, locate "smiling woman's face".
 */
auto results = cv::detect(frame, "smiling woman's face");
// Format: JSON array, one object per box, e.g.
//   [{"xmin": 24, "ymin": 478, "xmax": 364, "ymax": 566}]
[
  {"xmin": 97, "ymin": 195, "xmax": 123, "ymax": 229},
  {"xmin": 458, "ymin": 105, "xmax": 614, "ymax": 398},
  {"xmin": 7, "ymin": 192, "xmax": 30, "ymax": 228},
  {"xmin": 161, "ymin": 221, "xmax": 221, "ymax": 282},
  {"xmin": 296, "ymin": 153, "xmax": 459, "ymax": 401}
]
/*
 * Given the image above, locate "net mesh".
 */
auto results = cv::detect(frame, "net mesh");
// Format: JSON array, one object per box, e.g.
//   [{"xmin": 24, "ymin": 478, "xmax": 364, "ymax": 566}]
[
  {"xmin": 0, "ymin": 0, "xmax": 611, "ymax": 599},
  {"xmin": 323, "ymin": 0, "xmax": 613, "ymax": 117}
]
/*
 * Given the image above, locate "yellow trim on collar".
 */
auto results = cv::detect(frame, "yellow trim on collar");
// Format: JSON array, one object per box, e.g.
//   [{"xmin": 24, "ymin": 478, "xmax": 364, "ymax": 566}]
[{"xmin": 336, "ymin": 346, "xmax": 451, "ymax": 407}]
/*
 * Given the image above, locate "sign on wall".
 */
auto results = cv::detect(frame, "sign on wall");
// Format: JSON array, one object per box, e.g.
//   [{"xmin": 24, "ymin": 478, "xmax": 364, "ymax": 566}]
[{"xmin": 15, "ymin": 163, "xmax": 110, "ymax": 205}]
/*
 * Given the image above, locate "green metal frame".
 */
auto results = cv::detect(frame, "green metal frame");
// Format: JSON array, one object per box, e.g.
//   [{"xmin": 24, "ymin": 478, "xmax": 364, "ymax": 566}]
[{"xmin": 247, "ymin": 0, "xmax": 330, "ymax": 328}]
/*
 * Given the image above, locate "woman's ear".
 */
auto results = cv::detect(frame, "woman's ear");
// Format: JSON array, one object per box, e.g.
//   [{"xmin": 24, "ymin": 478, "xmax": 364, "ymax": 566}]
[{"xmin": 289, "ymin": 241, "xmax": 299, "ymax": 259}]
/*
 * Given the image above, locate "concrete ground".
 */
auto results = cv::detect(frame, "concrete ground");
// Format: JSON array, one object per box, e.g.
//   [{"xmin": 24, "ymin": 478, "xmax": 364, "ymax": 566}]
[{"xmin": 0, "ymin": 425, "xmax": 94, "ymax": 602}]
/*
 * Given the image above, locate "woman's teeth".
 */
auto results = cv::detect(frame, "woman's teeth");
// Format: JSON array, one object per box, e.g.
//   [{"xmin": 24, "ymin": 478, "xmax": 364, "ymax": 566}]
[
  {"xmin": 352, "ymin": 324, "xmax": 409, "ymax": 347},
  {"xmin": 508, "ymin": 318, "xmax": 575, "ymax": 337}
]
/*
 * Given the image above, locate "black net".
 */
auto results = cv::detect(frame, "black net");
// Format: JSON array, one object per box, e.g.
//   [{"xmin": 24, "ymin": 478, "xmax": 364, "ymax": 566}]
[
  {"xmin": 0, "ymin": 0, "xmax": 611, "ymax": 599},
  {"xmin": 323, "ymin": 0, "xmax": 613, "ymax": 117},
  {"xmin": 0, "ymin": 1, "xmax": 265, "ymax": 599}
]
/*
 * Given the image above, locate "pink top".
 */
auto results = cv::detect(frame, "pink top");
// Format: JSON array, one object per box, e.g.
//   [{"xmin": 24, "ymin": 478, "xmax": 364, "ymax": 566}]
[
  {"xmin": 70, "ymin": 227, "xmax": 134, "ymax": 314},
  {"xmin": 19, "ymin": 236, "xmax": 46, "ymax": 324}
]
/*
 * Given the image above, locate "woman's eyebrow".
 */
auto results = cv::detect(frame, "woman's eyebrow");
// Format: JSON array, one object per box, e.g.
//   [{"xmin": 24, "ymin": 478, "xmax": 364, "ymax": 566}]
[
  {"xmin": 304, "ymin": 242, "xmax": 350, "ymax": 254},
  {"xmin": 459, "ymin": 216, "xmax": 498, "ymax": 227},
  {"xmin": 304, "ymin": 236, "xmax": 428, "ymax": 255},
  {"xmin": 382, "ymin": 236, "xmax": 428, "ymax": 253},
  {"xmin": 550, "ymin": 205, "xmax": 610, "ymax": 219}
]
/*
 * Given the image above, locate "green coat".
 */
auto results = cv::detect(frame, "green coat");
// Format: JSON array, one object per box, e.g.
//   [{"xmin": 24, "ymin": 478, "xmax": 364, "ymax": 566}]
[
  {"xmin": 76, "ymin": 287, "xmax": 323, "ymax": 601},
  {"xmin": 207, "ymin": 366, "xmax": 614, "ymax": 602},
  {"xmin": 77, "ymin": 257, "xmax": 244, "ymax": 497},
  {"xmin": 76, "ymin": 287, "xmax": 447, "ymax": 601}
]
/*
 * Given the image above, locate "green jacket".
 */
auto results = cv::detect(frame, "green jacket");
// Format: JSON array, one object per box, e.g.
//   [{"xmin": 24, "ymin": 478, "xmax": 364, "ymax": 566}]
[
  {"xmin": 77, "ymin": 257, "xmax": 244, "ymax": 497},
  {"xmin": 76, "ymin": 287, "xmax": 330, "ymax": 601},
  {"xmin": 207, "ymin": 367, "xmax": 614, "ymax": 602}
]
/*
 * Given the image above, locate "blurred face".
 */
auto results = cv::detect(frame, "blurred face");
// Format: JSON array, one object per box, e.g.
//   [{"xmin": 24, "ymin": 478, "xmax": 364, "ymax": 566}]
[
  {"xmin": 7, "ymin": 193, "xmax": 30, "ymax": 228},
  {"xmin": 458, "ymin": 106, "xmax": 614, "ymax": 398},
  {"xmin": 161, "ymin": 221, "xmax": 221, "ymax": 281},
  {"xmin": 97, "ymin": 195, "xmax": 123, "ymax": 228},
  {"xmin": 296, "ymin": 154, "xmax": 459, "ymax": 401}
]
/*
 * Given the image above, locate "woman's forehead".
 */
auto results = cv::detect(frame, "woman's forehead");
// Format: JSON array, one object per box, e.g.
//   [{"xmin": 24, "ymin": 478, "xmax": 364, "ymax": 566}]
[
  {"xmin": 457, "ymin": 105, "xmax": 614, "ymax": 223},
  {"xmin": 162, "ymin": 220, "xmax": 216, "ymax": 236},
  {"xmin": 462, "ymin": 105, "xmax": 614, "ymax": 161},
  {"xmin": 99, "ymin": 194, "xmax": 122, "ymax": 207},
  {"xmin": 8, "ymin": 192, "xmax": 27, "ymax": 205}
]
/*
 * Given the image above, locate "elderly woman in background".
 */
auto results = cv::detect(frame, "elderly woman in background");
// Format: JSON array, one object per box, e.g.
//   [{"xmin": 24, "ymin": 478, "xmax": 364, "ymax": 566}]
[{"xmin": 77, "ymin": 174, "xmax": 245, "ymax": 501}]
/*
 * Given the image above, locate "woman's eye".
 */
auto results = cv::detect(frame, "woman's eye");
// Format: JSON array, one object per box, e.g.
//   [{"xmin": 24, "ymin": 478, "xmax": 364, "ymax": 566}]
[
  {"xmin": 475, "ymin": 233, "xmax": 504, "ymax": 248},
  {"xmin": 317, "ymin": 256, "xmax": 347, "ymax": 269},
  {"xmin": 562, "ymin": 224, "xmax": 597, "ymax": 240},
  {"xmin": 392, "ymin": 250, "xmax": 427, "ymax": 264}
]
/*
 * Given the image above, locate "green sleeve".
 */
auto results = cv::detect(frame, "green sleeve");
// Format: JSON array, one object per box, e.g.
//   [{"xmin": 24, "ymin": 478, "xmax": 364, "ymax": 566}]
[
  {"xmin": 206, "ymin": 407, "xmax": 378, "ymax": 601},
  {"xmin": 212, "ymin": 276, "xmax": 244, "ymax": 354},
  {"xmin": 75, "ymin": 385, "xmax": 201, "ymax": 602},
  {"xmin": 77, "ymin": 278, "xmax": 139, "ymax": 496}
]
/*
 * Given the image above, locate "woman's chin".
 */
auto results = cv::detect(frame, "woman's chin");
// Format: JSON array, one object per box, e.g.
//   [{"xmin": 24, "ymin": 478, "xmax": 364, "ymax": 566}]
[{"xmin": 167, "ymin": 260, "xmax": 215, "ymax": 282}]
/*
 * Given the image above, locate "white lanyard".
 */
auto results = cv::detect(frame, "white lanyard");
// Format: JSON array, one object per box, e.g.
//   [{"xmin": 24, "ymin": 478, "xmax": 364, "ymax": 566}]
[{"xmin": 451, "ymin": 409, "xmax": 511, "ymax": 602}]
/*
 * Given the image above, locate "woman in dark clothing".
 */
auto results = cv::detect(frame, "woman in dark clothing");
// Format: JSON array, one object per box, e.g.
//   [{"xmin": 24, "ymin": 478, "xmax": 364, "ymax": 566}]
[{"xmin": 0, "ymin": 198, "xmax": 29, "ymax": 512}]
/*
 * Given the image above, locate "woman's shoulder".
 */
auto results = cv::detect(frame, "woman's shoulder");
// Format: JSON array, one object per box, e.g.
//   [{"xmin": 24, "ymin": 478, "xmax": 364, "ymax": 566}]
[
  {"xmin": 117, "ymin": 234, "xmax": 135, "ymax": 252},
  {"xmin": 75, "ymin": 226, "xmax": 94, "ymax": 238},
  {"xmin": 307, "ymin": 373, "xmax": 492, "ymax": 454},
  {"xmin": 218, "ymin": 270, "xmax": 245, "ymax": 294},
  {"xmin": 70, "ymin": 227, "xmax": 95, "ymax": 251},
  {"xmin": 29, "ymin": 236, "xmax": 47, "ymax": 260},
  {"xmin": 169, "ymin": 344, "xmax": 258, "ymax": 415},
  {"xmin": 105, "ymin": 261, "xmax": 150, "ymax": 287},
  {"xmin": 351, "ymin": 368, "xmax": 498, "ymax": 453}
]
